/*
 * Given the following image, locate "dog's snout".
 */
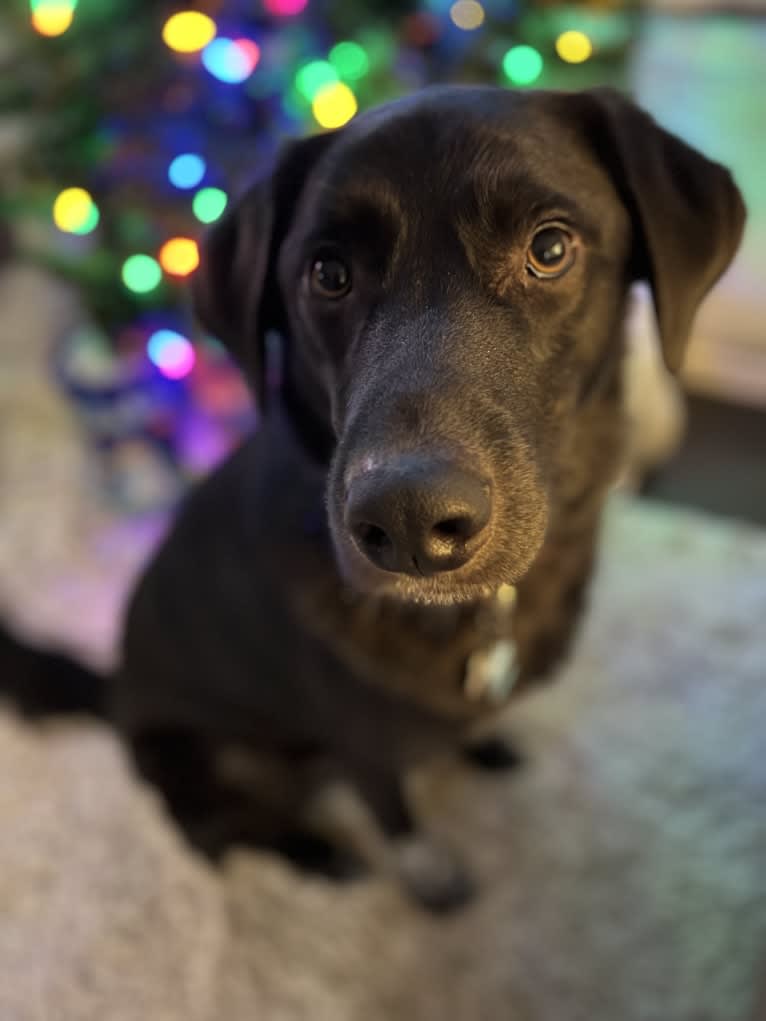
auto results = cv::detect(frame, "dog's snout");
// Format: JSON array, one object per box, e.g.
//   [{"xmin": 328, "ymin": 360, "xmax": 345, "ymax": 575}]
[{"xmin": 346, "ymin": 456, "xmax": 491, "ymax": 576}]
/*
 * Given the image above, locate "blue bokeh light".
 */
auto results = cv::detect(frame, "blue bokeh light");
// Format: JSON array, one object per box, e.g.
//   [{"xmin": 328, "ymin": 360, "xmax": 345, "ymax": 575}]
[
  {"xmin": 202, "ymin": 38, "xmax": 257, "ymax": 84},
  {"xmin": 168, "ymin": 153, "xmax": 206, "ymax": 189},
  {"xmin": 147, "ymin": 329, "xmax": 196, "ymax": 380}
]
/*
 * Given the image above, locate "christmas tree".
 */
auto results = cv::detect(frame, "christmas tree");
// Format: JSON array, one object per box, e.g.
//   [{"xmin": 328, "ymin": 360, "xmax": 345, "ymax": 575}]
[{"xmin": 0, "ymin": 0, "xmax": 640, "ymax": 507}]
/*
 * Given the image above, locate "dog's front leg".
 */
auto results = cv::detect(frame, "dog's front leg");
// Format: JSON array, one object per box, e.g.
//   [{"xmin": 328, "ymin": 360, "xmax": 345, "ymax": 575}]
[
  {"xmin": 130, "ymin": 729, "xmax": 294, "ymax": 861},
  {"xmin": 304, "ymin": 769, "xmax": 475, "ymax": 913}
]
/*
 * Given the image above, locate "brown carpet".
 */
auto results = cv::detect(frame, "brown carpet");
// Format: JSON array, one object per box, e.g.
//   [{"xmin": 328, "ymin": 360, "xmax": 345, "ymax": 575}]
[{"xmin": 1, "ymin": 497, "xmax": 765, "ymax": 1021}]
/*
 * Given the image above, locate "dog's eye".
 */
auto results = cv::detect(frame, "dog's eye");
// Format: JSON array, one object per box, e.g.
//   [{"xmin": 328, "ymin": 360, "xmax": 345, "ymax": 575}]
[
  {"xmin": 309, "ymin": 251, "xmax": 352, "ymax": 299},
  {"xmin": 527, "ymin": 226, "xmax": 576, "ymax": 279}
]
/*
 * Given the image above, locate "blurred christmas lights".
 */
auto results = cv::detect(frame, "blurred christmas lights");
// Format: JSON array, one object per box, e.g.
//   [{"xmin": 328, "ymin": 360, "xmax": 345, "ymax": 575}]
[
  {"xmin": 296, "ymin": 60, "xmax": 339, "ymax": 101},
  {"xmin": 555, "ymin": 30, "xmax": 593, "ymax": 63},
  {"xmin": 450, "ymin": 1, "xmax": 485, "ymax": 31},
  {"xmin": 193, "ymin": 188, "xmax": 228, "ymax": 224},
  {"xmin": 147, "ymin": 330, "xmax": 196, "ymax": 380},
  {"xmin": 263, "ymin": 0, "xmax": 309, "ymax": 15},
  {"xmin": 159, "ymin": 238, "xmax": 200, "ymax": 277},
  {"xmin": 502, "ymin": 45, "xmax": 543, "ymax": 85},
  {"xmin": 234, "ymin": 40, "xmax": 261, "ymax": 76},
  {"xmin": 202, "ymin": 38, "xmax": 260, "ymax": 83},
  {"xmin": 31, "ymin": 0, "xmax": 76, "ymax": 37},
  {"xmin": 162, "ymin": 11, "xmax": 217, "ymax": 54},
  {"xmin": 168, "ymin": 154, "xmax": 207, "ymax": 189},
  {"xmin": 403, "ymin": 12, "xmax": 442, "ymax": 47},
  {"xmin": 121, "ymin": 255, "xmax": 162, "ymax": 294},
  {"xmin": 312, "ymin": 82, "xmax": 357, "ymax": 129},
  {"xmin": 328, "ymin": 41, "xmax": 370, "ymax": 81},
  {"xmin": 53, "ymin": 187, "xmax": 99, "ymax": 234}
]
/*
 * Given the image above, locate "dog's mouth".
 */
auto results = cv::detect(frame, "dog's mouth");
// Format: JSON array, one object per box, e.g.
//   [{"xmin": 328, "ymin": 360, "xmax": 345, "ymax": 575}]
[
  {"xmin": 387, "ymin": 575, "xmax": 504, "ymax": 608},
  {"xmin": 327, "ymin": 500, "xmax": 548, "ymax": 609},
  {"xmin": 330, "ymin": 522, "xmax": 529, "ymax": 608}
]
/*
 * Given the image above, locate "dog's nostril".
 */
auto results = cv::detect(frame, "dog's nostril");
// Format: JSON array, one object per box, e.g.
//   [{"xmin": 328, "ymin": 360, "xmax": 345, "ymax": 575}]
[
  {"xmin": 354, "ymin": 522, "xmax": 392, "ymax": 557},
  {"xmin": 351, "ymin": 522, "xmax": 392, "ymax": 571},
  {"xmin": 433, "ymin": 516, "xmax": 474, "ymax": 541}
]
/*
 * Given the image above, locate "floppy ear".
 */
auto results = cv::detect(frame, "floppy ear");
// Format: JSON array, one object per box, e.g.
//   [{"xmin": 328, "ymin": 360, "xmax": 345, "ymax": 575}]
[
  {"xmin": 192, "ymin": 131, "xmax": 337, "ymax": 404},
  {"xmin": 576, "ymin": 88, "xmax": 746, "ymax": 373}
]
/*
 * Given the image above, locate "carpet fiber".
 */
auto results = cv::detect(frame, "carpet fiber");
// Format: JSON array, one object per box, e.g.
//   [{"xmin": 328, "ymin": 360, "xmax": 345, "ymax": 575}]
[{"xmin": 1, "ymin": 498, "xmax": 765, "ymax": 1021}]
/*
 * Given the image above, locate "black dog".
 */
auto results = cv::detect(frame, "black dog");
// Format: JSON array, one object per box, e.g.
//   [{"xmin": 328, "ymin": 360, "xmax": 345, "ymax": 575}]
[{"xmin": 1, "ymin": 86, "xmax": 744, "ymax": 910}]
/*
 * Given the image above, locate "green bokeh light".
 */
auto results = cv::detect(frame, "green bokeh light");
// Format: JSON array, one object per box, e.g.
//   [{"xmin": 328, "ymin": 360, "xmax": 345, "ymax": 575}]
[
  {"xmin": 193, "ymin": 187, "xmax": 228, "ymax": 224},
  {"xmin": 121, "ymin": 254, "xmax": 162, "ymax": 294},
  {"xmin": 71, "ymin": 202, "xmax": 99, "ymax": 234},
  {"xmin": 329, "ymin": 41, "xmax": 370, "ymax": 81},
  {"xmin": 295, "ymin": 60, "xmax": 338, "ymax": 101},
  {"xmin": 29, "ymin": 0, "xmax": 79, "ymax": 10},
  {"xmin": 502, "ymin": 45, "xmax": 543, "ymax": 86}
]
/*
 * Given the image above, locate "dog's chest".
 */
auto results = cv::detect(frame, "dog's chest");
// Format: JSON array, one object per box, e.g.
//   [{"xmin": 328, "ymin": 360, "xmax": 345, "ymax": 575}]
[{"xmin": 289, "ymin": 570, "xmax": 522, "ymax": 724}]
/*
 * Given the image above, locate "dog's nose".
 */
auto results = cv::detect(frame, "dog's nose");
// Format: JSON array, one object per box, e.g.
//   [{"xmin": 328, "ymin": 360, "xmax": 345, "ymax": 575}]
[{"xmin": 346, "ymin": 456, "xmax": 491, "ymax": 576}]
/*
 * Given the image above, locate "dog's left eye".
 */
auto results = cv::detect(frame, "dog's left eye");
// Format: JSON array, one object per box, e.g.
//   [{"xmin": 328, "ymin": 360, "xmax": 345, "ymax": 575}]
[
  {"xmin": 526, "ymin": 226, "xmax": 576, "ymax": 279},
  {"xmin": 309, "ymin": 250, "xmax": 352, "ymax": 299}
]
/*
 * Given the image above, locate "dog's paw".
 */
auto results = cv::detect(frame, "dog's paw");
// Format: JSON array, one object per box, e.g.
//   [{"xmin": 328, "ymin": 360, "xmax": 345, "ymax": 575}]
[
  {"xmin": 463, "ymin": 735, "xmax": 524, "ymax": 772},
  {"xmin": 394, "ymin": 836, "xmax": 476, "ymax": 914}
]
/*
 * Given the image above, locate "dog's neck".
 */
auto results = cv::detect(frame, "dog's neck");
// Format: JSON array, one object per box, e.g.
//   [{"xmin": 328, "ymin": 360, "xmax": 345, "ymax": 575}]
[{"xmin": 290, "ymin": 555, "xmax": 523, "ymax": 718}]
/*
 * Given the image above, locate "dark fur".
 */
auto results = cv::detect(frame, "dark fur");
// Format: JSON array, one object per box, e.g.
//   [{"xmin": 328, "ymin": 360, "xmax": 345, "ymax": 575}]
[{"xmin": 1, "ymin": 87, "xmax": 744, "ymax": 908}]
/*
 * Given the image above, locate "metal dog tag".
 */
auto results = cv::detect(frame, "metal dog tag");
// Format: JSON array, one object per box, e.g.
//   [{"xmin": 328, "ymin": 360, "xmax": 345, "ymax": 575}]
[{"xmin": 463, "ymin": 638, "xmax": 520, "ymax": 705}]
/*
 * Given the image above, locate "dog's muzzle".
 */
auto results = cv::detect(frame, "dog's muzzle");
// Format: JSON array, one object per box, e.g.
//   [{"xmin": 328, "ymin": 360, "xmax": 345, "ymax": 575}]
[{"xmin": 345, "ymin": 454, "xmax": 492, "ymax": 577}]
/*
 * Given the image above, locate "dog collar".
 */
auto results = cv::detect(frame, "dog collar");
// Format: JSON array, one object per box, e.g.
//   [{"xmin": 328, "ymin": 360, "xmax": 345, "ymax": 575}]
[{"xmin": 463, "ymin": 584, "xmax": 519, "ymax": 705}]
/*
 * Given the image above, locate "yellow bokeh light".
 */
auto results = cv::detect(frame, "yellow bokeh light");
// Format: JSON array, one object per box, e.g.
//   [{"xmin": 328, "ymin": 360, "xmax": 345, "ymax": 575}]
[
  {"xmin": 162, "ymin": 11, "xmax": 217, "ymax": 54},
  {"xmin": 555, "ymin": 30, "xmax": 593, "ymax": 64},
  {"xmin": 312, "ymin": 82, "xmax": 358, "ymax": 130},
  {"xmin": 52, "ymin": 187, "xmax": 98, "ymax": 234},
  {"xmin": 159, "ymin": 237, "xmax": 200, "ymax": 277},
  {"xmin": 449, "ymin": 0, "xmax": 485, "ymax": 31},
  {"xmin": 31, "ymin": 1, "xmax": 75, "ymax": 37}
]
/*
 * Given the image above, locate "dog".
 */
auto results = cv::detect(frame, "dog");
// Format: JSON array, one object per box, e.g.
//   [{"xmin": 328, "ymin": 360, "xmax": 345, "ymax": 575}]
[{"xmin": 0, "ymin": 86, "xmax": 745, "ymax": 911}]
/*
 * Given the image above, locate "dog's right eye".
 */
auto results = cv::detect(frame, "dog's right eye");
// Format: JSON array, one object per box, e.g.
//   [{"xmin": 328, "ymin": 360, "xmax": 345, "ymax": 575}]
[
  {"xmin": 526, "ymin": 226, "xmax": 576, "ymax": 280},
  {"xmin": 309, "ymin": 250, "xmax": 352, "ymax": 300}
]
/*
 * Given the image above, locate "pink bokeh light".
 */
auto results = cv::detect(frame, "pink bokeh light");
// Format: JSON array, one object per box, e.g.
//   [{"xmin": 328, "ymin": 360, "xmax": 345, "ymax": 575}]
[
  {"xmin": 263, "ymin": 0, "xmax": 309, "ymax": 17},
  {"xmin": 147, "ymin": 330, "xmax": 197, "ymax": 380}
]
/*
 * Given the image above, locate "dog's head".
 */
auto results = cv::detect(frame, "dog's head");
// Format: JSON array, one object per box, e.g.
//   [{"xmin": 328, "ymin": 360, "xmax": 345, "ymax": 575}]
[{"xmin": 194, "ymin": 86, "xmax": 744, "ymax": 605}]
